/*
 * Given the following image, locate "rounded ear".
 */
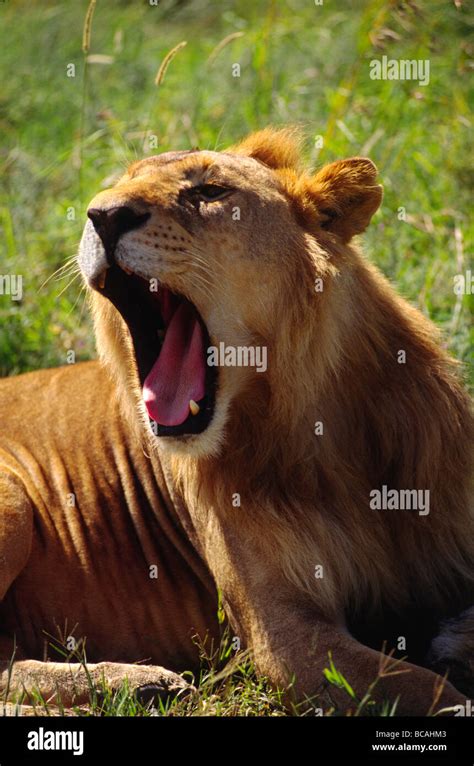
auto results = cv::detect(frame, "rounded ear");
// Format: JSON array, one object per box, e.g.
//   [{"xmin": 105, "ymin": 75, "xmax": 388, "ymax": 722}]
[{"xmin": 307, "ymin": 157, "xmax": 383, "ymax": 242}]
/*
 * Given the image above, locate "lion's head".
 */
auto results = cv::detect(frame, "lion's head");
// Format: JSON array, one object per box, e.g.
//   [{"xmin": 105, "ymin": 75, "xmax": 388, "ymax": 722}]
[{"xmin": 78, "ymin": 128, "xmax": 382, "ymax": 458}]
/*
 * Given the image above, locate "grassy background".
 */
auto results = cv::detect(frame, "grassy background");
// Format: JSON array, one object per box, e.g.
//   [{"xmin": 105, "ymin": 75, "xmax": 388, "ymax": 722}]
[
  {"xmin": 0, "ymin": 0, "xmax": 472, "ymax": 381},
  {"xmin": 0, "ymin": 0, "xmax": 472, "ymax": 715}
]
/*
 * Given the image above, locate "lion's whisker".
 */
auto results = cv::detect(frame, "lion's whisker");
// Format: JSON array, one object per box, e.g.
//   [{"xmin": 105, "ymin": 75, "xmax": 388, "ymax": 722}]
[
  {"xmin": 38, "ymin": 256, "xmax": 80, "ymax": 292},
  {"xmin": 56, "ymin": 271, "xmax": 82, "ymax": 299}
]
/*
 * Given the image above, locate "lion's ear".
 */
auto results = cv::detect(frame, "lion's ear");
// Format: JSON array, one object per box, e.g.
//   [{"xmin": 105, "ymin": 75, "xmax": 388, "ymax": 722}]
[
  {"xmin": 230, "ymin": 127, "xmax": 303, "ymax": 170},
  {"xmin": 307, "ymin": 157, "xmax": 383, "ymax": 242}
]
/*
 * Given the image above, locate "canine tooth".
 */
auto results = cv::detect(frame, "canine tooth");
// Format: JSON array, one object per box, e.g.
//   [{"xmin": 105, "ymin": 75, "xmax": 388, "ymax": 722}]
[
  {"xmin": 97, "ymin": 272, "xmax": 106, "ymax": 289},
  {"xmin": 189, "ymin": 399, "xmax": 200, "ymax": 416}
]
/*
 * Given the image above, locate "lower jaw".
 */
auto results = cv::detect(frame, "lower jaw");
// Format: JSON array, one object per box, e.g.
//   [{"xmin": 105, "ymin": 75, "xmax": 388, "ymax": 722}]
[{"xmin": 147, "ymin": 386, "xmax": 216, "ymax": 438}]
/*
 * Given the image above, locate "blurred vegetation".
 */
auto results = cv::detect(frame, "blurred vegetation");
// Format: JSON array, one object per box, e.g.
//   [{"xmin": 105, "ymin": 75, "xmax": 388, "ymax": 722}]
[{"xmin": 0, "ymin": 0, "xmax": 472, "ymax": 380}]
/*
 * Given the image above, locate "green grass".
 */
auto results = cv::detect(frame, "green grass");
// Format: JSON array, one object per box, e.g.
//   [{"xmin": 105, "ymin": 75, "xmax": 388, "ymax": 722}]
[
  {"xmin": 2, "ymin": 629, "xmax": 408, "ymax": 717},
  {"xmin": 0, "ymin": 0, "xmax": 472, "ymax": 380},
  {"xmin": 0, "ymin": 0, "xmax": 472, "ymax": 716}
]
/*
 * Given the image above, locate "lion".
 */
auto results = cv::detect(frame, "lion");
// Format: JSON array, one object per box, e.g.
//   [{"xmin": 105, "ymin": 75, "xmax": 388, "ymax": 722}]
[{"xmin": 0, "ymin": 127, "xmax": 473, "ymax": 714}]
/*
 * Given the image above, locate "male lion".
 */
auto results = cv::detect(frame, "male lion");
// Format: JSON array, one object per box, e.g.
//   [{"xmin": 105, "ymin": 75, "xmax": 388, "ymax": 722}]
[{"xmin": 0, "ymin": 128, "xmax": 473, "ymax": 715}]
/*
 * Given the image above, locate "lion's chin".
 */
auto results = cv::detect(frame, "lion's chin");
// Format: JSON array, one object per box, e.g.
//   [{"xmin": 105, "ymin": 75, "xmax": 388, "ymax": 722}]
[{"xmin": 96, "ymin": 264, "xmax": 218, "ymax": 439}]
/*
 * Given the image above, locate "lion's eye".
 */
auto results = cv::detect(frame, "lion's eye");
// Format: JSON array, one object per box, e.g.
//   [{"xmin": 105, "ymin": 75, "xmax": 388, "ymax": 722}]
[{"xmin": 195, "ymin": 184, "xmax": 232, "ymax": 202}]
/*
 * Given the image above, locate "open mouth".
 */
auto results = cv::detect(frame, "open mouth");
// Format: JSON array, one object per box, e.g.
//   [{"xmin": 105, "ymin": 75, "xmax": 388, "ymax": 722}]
[{"xmin": 99, "ymin": 266, "xmax": 216, "ymax": 437}]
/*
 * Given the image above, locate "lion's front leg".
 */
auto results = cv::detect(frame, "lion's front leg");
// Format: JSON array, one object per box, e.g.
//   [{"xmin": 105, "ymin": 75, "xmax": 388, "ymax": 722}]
[
  {"xmin": 0, "ymin": 657, "xmax": 191, "ymax": 709},
  {"xmin": 245, "ymin": 609, "xmax": 468, "ymax": 715},
  {"xmin": 200, "ymin": 521, "xmax": 467, "ymax": 715}
]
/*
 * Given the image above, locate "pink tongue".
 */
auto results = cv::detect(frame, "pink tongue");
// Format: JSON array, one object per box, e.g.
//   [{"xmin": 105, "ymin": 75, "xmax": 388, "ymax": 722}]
[{"xmin": 142, "ymin": 302, "xmax": 206, "ymax": 427}]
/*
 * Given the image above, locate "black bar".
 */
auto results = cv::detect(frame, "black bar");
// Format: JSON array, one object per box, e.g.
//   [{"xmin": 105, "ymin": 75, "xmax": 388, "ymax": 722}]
[{"xmin": 0, "ymin": 716, "xmax": 472, "ymax": 765}]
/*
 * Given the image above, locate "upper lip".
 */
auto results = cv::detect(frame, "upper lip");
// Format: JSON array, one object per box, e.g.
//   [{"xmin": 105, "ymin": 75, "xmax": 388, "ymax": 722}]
[
  {"xmin": 92, "ymin": 258, "xmax": 141, "ymax": 291},
  {"xmin": 94, "ymin": 259, "xmax": 138, "ymax": 290}
]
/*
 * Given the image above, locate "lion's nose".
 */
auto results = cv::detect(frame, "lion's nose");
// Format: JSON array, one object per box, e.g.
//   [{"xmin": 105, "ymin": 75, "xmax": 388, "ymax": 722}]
[{"xmin": 87, "ymin": 206, "xmax": 150, "ymax": 259}]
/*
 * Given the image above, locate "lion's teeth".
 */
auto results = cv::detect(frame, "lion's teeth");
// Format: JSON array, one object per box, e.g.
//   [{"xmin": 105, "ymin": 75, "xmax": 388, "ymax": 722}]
[
  {"xmin": 97, "ymin": 272, "xmax": 106, "ymax": 289},
  {"xmin": 189, "ymin": 400, "xmax": 200, "ymax": 416}
]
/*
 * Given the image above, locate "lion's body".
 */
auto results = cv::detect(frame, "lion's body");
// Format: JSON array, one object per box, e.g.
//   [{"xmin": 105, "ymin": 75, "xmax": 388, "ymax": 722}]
[
  {"xmin": 1, "ymin": 128, "xmax": 472, "ymax": 713},
  {"xmin": 0, "ymin": 361, "xmax": 219, "ymax": 668}
]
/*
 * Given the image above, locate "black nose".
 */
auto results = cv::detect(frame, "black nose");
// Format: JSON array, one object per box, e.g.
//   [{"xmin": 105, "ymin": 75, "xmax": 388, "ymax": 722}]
[{"xmin": 87, "ymin": 206, "xmax": 150, "ymax": 259}]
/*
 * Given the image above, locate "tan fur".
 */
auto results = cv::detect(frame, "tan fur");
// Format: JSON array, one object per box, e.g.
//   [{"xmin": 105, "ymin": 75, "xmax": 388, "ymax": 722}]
[{"xmin": 0, "ymin": 128, "xmax": 472, "ymax": 714}]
